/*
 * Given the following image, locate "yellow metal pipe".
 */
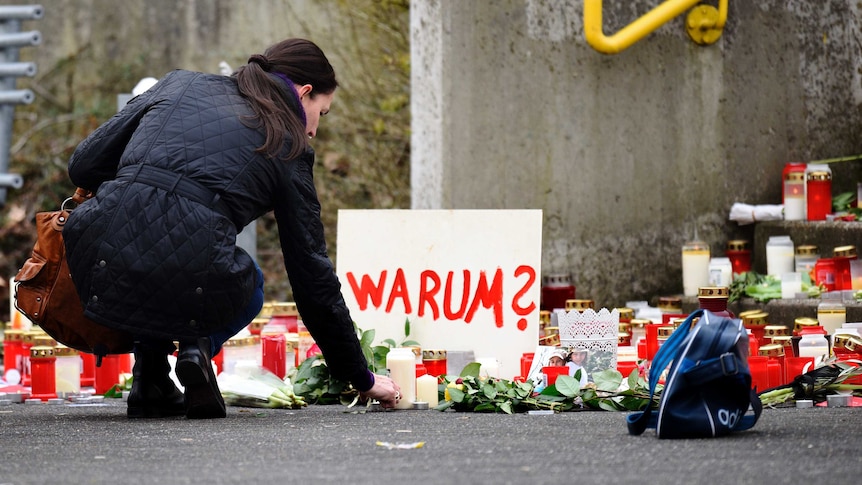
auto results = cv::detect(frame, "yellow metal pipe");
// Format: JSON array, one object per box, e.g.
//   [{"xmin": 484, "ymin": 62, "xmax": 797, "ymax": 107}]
[
  {"xmin": 585, "ymin": 0, "xmax": 705, "ymax": 54},
  {"xmin": 716, "ymin": 0, "xmax": 728, "ymax": 29}
]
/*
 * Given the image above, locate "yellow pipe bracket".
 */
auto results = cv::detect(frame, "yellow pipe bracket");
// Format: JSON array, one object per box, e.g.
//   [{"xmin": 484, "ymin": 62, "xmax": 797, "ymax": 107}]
[
  {"xmin": 686, "ymin": 1, "xmax": 727, "ymax": 45},
  {"xmin": 584, "ymin": 0, "xmax": 728, "ymax": 54}
]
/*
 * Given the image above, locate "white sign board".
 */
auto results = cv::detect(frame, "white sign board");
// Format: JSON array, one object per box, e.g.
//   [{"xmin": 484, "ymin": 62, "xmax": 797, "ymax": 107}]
[{"xmin": 336, "ymin": 209, "xmax": 542, "ymax": 380}]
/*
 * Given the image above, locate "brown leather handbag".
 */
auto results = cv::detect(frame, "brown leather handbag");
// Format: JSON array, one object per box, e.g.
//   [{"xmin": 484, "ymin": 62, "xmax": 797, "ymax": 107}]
[{"xmin": 13, "ymin": 188, "xmax": 135, "ymax": 356}]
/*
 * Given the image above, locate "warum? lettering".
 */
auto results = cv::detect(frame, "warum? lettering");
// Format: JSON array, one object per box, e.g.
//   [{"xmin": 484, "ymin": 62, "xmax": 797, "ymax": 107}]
[{"xmin": 345, "ymin": 266, "xmax": 536, "ymax": 331}]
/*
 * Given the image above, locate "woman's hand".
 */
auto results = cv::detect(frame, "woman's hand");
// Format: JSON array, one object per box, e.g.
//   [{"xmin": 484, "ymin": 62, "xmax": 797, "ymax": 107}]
[{"xmin": 360, "ymin": 374, "xmax": 402, "ymax": 409}]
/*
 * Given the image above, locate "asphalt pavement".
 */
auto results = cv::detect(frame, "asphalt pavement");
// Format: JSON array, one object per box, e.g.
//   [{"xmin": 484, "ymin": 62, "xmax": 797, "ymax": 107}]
[{"xmin": 1, "ymin": 397, "xmax": 860, "ymax": 485}]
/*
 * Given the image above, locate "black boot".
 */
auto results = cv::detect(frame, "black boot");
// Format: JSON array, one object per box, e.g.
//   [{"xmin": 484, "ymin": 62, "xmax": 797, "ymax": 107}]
[
  {"xmin": 127, "ymin": 342, "xmax": 185, "ymax": 418},
  {"xmin": 175, "ymin": 337, "xmax": 226, "ymax": 419}
]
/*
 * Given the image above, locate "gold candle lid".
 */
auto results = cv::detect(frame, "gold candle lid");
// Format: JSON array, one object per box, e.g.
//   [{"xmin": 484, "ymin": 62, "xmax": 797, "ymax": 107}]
[
  {"xmin": 3, "ymin": 329, "xmax": 24, "ymax": 341},
  {"xmin": 539, "ymin": 310, "xmax": 552, "ymax": 325},
  {"xmin": 763, "ymin": 325, "xmax": 788, "ymax": 337},
  {"xmin": 671, "ymin": 317, "xmax": 688, "ymax": 328},
  {"xmin": 259, "ymin": 301, "xmax": 276, "ymax": 318},
  {"xmin": 833, "ymin": 245, "xmax": 857, "ymax": 258},
  {"xmin": 53, "ymin": 344, "xmax": 80, "ymax": 357},
  {"xmin": 658, "ymin": 296, "xmax": 682, "ymax": 312},
  {"xmin": 770, "ymin": 335, "xmax": 793, "ymax": 348},
  {"xmin": 544, "ymin": 326, "xmax": 559, "ymax": 336},
  {"xmin": 630, "ymin": 318, "xmax": 651, "ymax": 328},
  {"xmin": 22, "ymin": 330, "xmax": 45, "ymax": 344},
  {"xmin": 30, "ymin": 345, "xmax": 55, "ymax": 358},
  {"xmin": 616, "ymin": 307, "xmax": 635, "ymax": 321},
  {"xmin": 657, "ymin": 326, "xmax": 675, "ymax": 338},
  {"xmin": 742, "ymin": 312, "xmax": 769, "ymax": 327},
  {"xmin": 726, "ymin": 240, "xmax": 750, "ymax": 251},
  {"xmin": 33, "ymin": 335, "xmax": 57, "ymax": 348},
  {"xmin": 807, "ymin": 170, "xmax": 831, "ymax": 181},
  {"xmin": 794, "ymin": 317, "xmax": 819, "ymax": 332},
  {"xmin": 539, "ymin": 334, "xmax": 560, "ymax": 346},
  {"xmin": 698, "ymin": 286, "xmax": 729, "ymax": 298},
  {"xmin": 406, "ymin": 345, "xmax": 422, "ymax": 359},
  {"xmin": 785, "ymin": 171, "xmax": 805, "ymax": 182},
  {"xmin": 422, "ymin": 349, "xmax": 447, "ymax": 361},
  {"xmin": 843, "ymin": 335, "xmax": 862, "ymax": 353},
  {"xmin": 796, "ymin": 245, "xmax": 818, "ymax": 256},
  {"xmin": 270, "ymin": 301, "xmax": 299, "ymax": 316},
  {"xmin": 250, "ymin": 317, "xmax": 270, "ymax": 332},
  {"xmin": 618, "ymin": 322, "xmax": 632, "ymax": 333},
  {"xmin": 618, "ymin": 332, "xmax": 631, "ymax": 344},
  {"xmin": 738, "ymin": 309, "xmax": 767, "ymax": 319},
  {"xmin": 758, "ymin": 343, "xmax": 784, "ymax": 358},
  {"xmin": 223, "ymin": 335, "xmax": 260, "ymax": 347},
  {"xmin": 565, "ymin": 299, "xmax": 595, "ymax": 311}
]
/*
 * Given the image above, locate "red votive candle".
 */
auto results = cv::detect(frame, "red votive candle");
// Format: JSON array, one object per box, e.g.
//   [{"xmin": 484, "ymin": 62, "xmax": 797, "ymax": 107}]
[
  {"xmin": 261, "ymin": 333, "xmax": 287, "ymax": 379},
  {"xmin": 3, "ymin": 329, "xmax": 24, "ymax": 377},
  {"xmin": 29, "ymin": 346, "xmax": 57, "ymax": 401},
  {"xmin": 80, "ymin": 352, "xmax": 96, "ymax": 388},
  {"xmin": 542, "ymin": 366, "xmax": 568, "ymax": 386},
  {"xmin": 726, "ymin": 240, "xmax": 752, "ymax": 275},
  {"xmin": 94, "ymin": 355, "xmax": 122, "ymax": 395},
  {"xmin": 422, "ymin": 350, "xmax": 448, "ymax": 381}
]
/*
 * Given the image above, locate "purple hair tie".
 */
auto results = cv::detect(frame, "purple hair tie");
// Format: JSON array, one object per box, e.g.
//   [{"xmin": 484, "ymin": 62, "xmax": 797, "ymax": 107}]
[{"xmin": 272, "ymin": 72, "xmax": 307, "ymax": 126}]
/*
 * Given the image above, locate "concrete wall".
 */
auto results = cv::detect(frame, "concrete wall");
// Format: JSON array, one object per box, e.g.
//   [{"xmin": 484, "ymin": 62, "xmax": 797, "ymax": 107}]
[{"xmin": 411, "ymin": 0, "xmax": 862, "ymax": 308}]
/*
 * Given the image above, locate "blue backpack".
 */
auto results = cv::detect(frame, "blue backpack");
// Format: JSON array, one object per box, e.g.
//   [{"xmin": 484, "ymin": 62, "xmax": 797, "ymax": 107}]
[{"xmin": 627, "ymin": 309, "xmax": 762, "ymax": 439}]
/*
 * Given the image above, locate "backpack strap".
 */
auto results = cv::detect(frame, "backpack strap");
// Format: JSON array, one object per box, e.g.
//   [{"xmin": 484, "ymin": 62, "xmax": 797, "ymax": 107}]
[
  {"xmin": 680, "ymin": 316, "xmax": 744, "ymax": 385},
  {"xmin": 627, "ymin": 309, "xmax": 704, "ymax": 435},
  {"xmin": 735, "ymin": 388, "xmax": 763, "ymax": 431}
]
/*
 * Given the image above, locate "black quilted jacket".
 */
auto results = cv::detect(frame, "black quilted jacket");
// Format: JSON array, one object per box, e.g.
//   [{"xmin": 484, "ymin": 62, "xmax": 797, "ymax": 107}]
[{"xmin": 64, "ymin": 69, "xmax": 370, "ymax": 388}]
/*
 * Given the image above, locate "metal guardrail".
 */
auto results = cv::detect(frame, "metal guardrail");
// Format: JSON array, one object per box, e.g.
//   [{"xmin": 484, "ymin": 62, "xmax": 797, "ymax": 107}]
[{"xmin": 0, "ymin": 4, "xmax": 42, "ymax": 205}]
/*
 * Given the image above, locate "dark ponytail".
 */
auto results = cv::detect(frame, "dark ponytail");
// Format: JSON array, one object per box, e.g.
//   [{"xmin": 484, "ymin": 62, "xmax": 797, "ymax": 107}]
[{"xmin": 235, "ymin": 38, "xmax": 338, "ymax": 161}]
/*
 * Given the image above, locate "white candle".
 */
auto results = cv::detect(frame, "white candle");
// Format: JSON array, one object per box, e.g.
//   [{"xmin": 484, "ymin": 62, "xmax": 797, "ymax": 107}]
[
  {"xmin": 477, "ymin": 358, "xmax": 500, "ymax": 379},
  {"xmin": 766, "ymin": 236, "xmax": 795, "ymax": 276},
  {"xmin": 817, "ymin": 309, "xmax": 846, "ymax": 336},
  {"xmin": 682, "ymin": 246, "xmax": 710, "ymax": 296},
  {"xmin": 415, "ymin": 374, "xmax": 438, "ymax": 408},
  {"xmin": 780, "ymin": 272, "xmax": 802, "ymax": 299},
  {"xmin": 386, "ymin": 348, "xmax": 416, "ymax": 409},
  {"xmin": 784, "ymin": 196, "xmax": 805, "ymax": 221}
]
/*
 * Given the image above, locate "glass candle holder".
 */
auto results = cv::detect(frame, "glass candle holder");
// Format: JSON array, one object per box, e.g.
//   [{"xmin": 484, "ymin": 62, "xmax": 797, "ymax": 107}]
[
  {"xmin": 806, "ymin": 170, "xmax": 832, "ymax": 221},
  {"xmin": 682, "ymin": 240, "xmax": 710, "ymax": 296}
]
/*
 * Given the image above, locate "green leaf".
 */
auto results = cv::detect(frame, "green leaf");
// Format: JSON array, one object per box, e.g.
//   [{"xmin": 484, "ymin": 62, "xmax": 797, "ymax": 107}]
[
  {"xmin": 513, "ymin": 385, "xmax": 532, "ymax": 400},
  {"xmin": 593, "ymin": 368, "xmax": 623, "ymax": 392},
  {"xmin": 474, "ymin": 402, "xmax": 496, "ymax": 412},
  {"xmin": 460, "ymin": 362, "xmax": 481, "ymax": 378},
  {"xmin": 435, "ymin": 400, "xmax": 453, "ymax": 411},
  {"xmin": 401, "ymin": 340, "xmax": 421, "ymax": 347},
  {"xmin": 553, "ymin": 375, "xmax": 580, "ymax": 397},
  {"xmin": 383, "ymin": 338, "xmax": 397, "ymax": 348},
  {"xmin": 482, "ymin": 383, "xmax": 497, "ymax": 400},
  {"xmin": 627, "ymin": 367, "xmax": 640, "ymax": 390},
  {"xmin": 448, "ymin": 387, "xmax": 466, "ymax": 403},
  {"xmin": 833, "ymin": 191, "xmax": 856, "ymax": 211},
  {"xmin": 597, "ymin": 399, "xmax": 622, "ymax": 411},
  {"xmin": 404, "ymin": 317, "xmax": 411, "ymax": 337},
  {"xmin": 499, "ymin": 401, "xmax": 514, "ymax": 414},
  {"xmin": 359, "ymin": 328, "xmax": 375, "ymax": 348}
]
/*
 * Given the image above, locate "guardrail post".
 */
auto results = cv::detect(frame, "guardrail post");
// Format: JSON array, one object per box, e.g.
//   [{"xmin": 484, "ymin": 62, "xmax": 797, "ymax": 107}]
[{"xmin": 0, "ymin": 4, "xmax": 42, "ymax": 206}]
